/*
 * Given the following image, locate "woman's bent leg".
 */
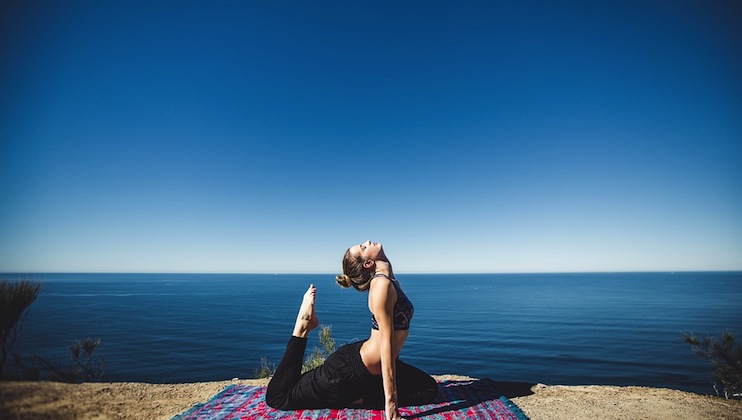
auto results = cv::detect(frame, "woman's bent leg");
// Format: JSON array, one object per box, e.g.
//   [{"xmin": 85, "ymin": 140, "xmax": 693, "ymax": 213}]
[
  {"xmin": 265, "ymin": 285, "xmax": 319, "ymax": 409},
  {"xmin": 265, "ymin": 336, "xmax": 308, "ymax": 408},
  {"xmin": 396, "ymin": 360, "xmax": 438, "ymax": 406},
  {"xmin": 267, "ymin": 341, "xmax": 370, "ymax": 410}
]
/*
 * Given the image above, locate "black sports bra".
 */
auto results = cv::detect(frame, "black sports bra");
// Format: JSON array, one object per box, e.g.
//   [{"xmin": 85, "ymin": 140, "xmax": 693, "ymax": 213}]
[{"xmin": 370, "ymin": 273, "xmax": 414, "ymax": 331}]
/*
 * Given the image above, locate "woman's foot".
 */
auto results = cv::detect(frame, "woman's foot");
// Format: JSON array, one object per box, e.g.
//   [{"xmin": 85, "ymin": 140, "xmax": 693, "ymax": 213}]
[{"xmin": 292, "ymin": 284, "xmax": 319, "ymax": 338}]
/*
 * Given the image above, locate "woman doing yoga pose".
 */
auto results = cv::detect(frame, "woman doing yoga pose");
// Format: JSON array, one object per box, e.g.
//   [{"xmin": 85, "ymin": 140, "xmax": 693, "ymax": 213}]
[{"xmin": 265, "ymin": 241, "xmax": 437, "ymax": 419}]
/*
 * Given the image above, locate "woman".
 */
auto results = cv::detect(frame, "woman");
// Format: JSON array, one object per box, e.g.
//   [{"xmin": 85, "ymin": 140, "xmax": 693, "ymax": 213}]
[{"xmin": 265, "ymin": 241, "xmax": 437, "ymax": 419}]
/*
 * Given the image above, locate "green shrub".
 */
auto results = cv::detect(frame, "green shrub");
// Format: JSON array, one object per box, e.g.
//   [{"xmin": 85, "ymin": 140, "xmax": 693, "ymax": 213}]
[
  {"xmin": 683, "ymin": 331, "xmax": 742, "ymax": 399},
  {"xmin": 256, "ymin": 324, "xmax": 337, "ymax": 379},
  {"xmin": 33, "ymin": 337, "xmax": 105, "ymax": 383},
  {"xmin": 302, "ymin": 325, "xmax": 336, "ymax": 374},
  {"xmin": 254, "ymin": 357, "xmax": 276, "ymax": 379},
  {"xmin": 0, "ymin": 278, "xmax": 42, "ymax": 380}
]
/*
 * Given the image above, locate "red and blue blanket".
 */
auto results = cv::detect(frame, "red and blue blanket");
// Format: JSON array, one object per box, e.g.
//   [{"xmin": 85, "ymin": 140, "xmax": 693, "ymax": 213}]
[{"xmin": 173, "ymin": 379, "xmax": 529, "ymax": 419}]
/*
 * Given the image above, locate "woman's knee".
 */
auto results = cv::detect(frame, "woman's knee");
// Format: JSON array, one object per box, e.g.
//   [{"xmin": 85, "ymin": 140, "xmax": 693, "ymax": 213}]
[
  {"xmin": 264, "ymin": 392, "xmax": 280, "ymax": 409},
  {"xmin": 265, "ymin": 386, "xmax": 287, "ymax": 409},
  {"xmin": 422, "ymin": 377, "xmax": 439, "ymax": 400},
  {"xmin": 398, "ymin": 376, "xmax": 438, "ymax": 405},
  {"xmin": 416, "ymin": 374, "xmax": 438, "ymax": 400}
]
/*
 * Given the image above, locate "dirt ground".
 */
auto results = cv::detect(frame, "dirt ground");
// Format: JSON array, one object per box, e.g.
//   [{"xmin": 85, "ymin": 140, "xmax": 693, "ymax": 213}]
[{"xmin": 1, "ymin": 376, "xmax": 741, "ymax": 419}]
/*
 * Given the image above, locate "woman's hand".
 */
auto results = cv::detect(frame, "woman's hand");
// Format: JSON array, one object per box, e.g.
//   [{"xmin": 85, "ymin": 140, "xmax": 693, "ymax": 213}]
[{"xmin": 385, "ymin": 399, "xmax": 404, "ymax": 419}]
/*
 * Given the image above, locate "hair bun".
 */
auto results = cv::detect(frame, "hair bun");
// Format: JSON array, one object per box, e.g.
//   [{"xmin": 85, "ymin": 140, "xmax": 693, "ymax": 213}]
[{"xmin": 336, "ymin": 274, "xmax": 352, "ymax": 288}]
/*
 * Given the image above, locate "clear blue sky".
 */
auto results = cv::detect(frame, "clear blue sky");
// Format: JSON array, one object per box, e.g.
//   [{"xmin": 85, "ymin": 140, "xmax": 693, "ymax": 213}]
[{"xmin": 1, "ymin": 1, "xmax": 740, "ymax": 273}]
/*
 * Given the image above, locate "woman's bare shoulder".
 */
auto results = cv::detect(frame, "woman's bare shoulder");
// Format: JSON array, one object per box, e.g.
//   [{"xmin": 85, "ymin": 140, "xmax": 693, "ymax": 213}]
[
  {"xmin": 369, "ymin": 275, "xmax": 398, "ymax": 310},
  {"xmin": 368, "ymin": 275, "xmax": 392, "ymax": 294}
]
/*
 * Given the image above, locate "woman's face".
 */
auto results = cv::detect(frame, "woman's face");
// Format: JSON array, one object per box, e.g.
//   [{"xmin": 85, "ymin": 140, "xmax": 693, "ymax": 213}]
[{"xmin": 351, "ymin": 240, "xmax": 384, "ymax": 263}]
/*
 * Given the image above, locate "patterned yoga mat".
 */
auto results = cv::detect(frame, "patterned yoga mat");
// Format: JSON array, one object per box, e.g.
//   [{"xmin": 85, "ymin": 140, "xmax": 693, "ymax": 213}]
[{"xmin": 173, "ymin": 379, "xmax": 529, "ymax": 419}]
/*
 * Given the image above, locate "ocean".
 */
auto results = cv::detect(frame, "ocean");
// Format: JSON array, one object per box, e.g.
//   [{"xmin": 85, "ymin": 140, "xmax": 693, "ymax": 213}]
[{"xmin": 6, "ymin": 272, "xmax": 741, "ymax": 395}]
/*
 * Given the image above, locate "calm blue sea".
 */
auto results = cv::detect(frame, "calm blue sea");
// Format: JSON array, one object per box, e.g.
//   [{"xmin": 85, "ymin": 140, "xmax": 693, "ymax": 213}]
[{"xmin": 7, "ymin": 272, "xmax": 741, "ymax": 395}]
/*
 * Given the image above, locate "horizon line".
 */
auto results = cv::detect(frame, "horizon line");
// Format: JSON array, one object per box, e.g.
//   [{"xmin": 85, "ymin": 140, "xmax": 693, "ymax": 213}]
[{"xmin": 1, "ymin": 269, "xmax": 741, "ymax": 276}]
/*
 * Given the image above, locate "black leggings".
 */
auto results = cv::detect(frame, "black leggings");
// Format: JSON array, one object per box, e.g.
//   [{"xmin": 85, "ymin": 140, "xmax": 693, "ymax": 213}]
[{"xmin": 265, "ymin": 336, "xmax": 438, "ymax": 410}]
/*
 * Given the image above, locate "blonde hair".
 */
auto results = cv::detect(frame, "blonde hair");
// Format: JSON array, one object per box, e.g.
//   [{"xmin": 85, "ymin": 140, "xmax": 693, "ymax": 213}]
[{"xmin": 335, "ymin": 247, "xmax": 374, "ymax": 291}]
